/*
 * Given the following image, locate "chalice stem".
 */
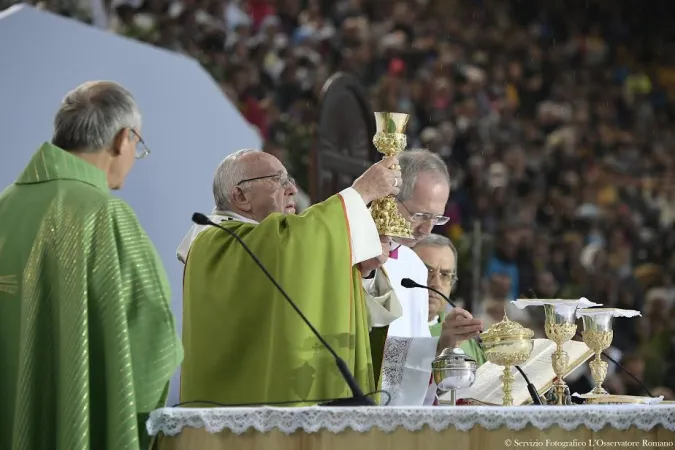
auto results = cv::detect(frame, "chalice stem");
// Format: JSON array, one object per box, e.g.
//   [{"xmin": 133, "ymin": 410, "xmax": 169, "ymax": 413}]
[
  {"xmin": 589, "ymin": 352, "xmax": 609, "ymax": 395},
  {"xmin": 501, "ymin": 366, "xmax": 514, "ymax": 406},
  {"xmin": 552, "ymin": 345, "xmax": 568, "ymax": 405}
]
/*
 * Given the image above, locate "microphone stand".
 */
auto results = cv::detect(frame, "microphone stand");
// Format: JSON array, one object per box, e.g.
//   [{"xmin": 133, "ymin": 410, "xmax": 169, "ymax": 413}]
[{"xmin": 192, "ymin": 213, "xmax": 374, "ymax": 406}]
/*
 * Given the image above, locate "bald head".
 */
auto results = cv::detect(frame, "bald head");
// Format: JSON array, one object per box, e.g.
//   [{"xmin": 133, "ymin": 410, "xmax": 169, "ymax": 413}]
[
  {"xmin": 213, "ymin": 149, "xmax": 260, "ymax": 212},
  {"xmin": 212, "ymin": 149, "xmax": 297, "ymax": 221}
]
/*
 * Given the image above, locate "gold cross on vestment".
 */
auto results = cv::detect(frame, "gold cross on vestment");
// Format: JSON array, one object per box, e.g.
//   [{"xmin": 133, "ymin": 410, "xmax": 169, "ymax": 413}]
[{"xmin": 0, "ymin": 238, "xmax": 18, "ymax": 295}]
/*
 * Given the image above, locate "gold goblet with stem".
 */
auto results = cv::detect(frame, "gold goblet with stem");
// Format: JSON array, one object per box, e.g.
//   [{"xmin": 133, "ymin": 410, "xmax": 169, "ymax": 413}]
[
  {"xmin": 543, "ymin": 303, "xmax": 578, "ymax": 405},
  {"xmin": 578, "ymin": 308, "xmax": 614, "ymax": 395},
  {"xmin": 369, "ymin": 112, "xmax": 414, "ymax": 239},
  {"xmin": 480, "ymin": 313, "xmax": 535, "ymax": 406}
]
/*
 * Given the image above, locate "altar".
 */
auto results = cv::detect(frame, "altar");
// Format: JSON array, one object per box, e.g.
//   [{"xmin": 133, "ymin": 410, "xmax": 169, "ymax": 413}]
[{"xmin": 148, "ymin": 404, "xmax": 675, "ymax": 450}]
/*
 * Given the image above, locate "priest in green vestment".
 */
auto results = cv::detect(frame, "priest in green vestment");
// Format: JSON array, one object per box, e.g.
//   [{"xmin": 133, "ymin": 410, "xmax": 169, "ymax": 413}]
[
  {"xmin": 0, "ymin": 82, "xmax": 183, "ymax": 450},
  {"xmin": 178, "ymin": 149, "xmax": 404, "ymax": 405},
  {"xmin": 413, "ymin": 234, "xmax": 487, "ymax": 366}
]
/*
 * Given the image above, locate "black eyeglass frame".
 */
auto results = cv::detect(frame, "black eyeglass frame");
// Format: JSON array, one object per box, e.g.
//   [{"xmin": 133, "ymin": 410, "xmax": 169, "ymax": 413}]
[
  {"xmin": 236, "ymin": 173, "xmax": 296, "ymax": 188},
  {"xmin": 130, "ymin": 129, "xmax": 151, "ymax": 160}
]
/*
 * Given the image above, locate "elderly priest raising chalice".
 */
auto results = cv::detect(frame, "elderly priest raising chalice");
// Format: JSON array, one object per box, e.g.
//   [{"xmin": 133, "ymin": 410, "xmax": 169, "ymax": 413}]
[
  {"xmin": 178, "ymin": 149, "xmax": 404, "ymax": 406},
  {"xmin": 177, "ymin": 142, "xmax": 477, "ymax": 407}
]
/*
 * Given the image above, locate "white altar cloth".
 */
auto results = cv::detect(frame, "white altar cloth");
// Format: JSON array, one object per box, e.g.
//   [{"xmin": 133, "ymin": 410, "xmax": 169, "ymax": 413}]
[{"xmin": 148, "ymin": 404, "xmax": 675, "ymax": 436}]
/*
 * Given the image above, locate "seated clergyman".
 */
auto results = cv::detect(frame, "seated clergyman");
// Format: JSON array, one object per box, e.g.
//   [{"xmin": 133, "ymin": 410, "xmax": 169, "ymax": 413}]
[{"xmin": 413, "ymin": 234, "xmax": 486, "ymax": 365}]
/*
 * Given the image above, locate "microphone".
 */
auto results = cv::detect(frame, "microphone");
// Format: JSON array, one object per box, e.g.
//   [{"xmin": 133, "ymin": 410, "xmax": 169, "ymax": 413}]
[
  {"xmin": 191, "ymin": 212, "xmax": 374, "ymax": 406},
  {"xmin": 402, "ymin": 278, "xmax": 542, "ymax": 405},
  {"xmin": 401, "ymin": 278, "xmax": 456, "ymax": 308},
  {"xmin": 515, "ymin": 366, "xmax": 544, "ymax": 405}
]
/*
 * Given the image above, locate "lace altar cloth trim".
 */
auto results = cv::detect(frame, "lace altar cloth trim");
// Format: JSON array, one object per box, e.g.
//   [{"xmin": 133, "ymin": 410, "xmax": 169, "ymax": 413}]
[{"xmin": 147, "ymin": 405, "xmax": 675, "ymax": 436}]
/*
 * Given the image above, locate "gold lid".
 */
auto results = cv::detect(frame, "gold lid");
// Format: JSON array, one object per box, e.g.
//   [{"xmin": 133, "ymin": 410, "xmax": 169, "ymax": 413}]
[{"xmin": 480, "ymin": 311, "xmax": 534, "ymax": 343}]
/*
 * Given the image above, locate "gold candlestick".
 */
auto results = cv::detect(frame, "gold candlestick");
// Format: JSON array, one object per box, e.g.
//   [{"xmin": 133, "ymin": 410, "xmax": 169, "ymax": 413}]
[
  {"xmin": 480, "ymin": 313, "xmax": 534, "ymax": 406},
  {"xmin": 578, "ymin": 309, "xmax": 615, "ymax": 395},
  {"xmin": 544, "ymin": 304, "xmax": 578, "ymax": 405},
  {"xmin": 369, "ymin": 112, "xmax": 414, "ymax": 239}
]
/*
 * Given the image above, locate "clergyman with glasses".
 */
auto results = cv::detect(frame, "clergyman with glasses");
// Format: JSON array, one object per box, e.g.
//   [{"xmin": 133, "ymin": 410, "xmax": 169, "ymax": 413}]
[
  {"xmin": 0, "ymin": 81, "xmax": 183, "ymax": 450},
  {"xmin": 177, "ymin": 149, "xmax": 404, "ymax": 406},
  {"xmin": 378, "ymin": 149, "xmax": 483, "ymax": 406},
  {"xmin": 413, "ymin": 234, "xmax": 486, "ymax": 365}
]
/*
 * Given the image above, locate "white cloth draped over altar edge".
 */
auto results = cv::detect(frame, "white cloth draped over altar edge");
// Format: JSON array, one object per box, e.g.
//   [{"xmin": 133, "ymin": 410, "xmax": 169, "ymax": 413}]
[{"xmin": 147, "ymin": 404, "xmax": 675, "ymax": 437}]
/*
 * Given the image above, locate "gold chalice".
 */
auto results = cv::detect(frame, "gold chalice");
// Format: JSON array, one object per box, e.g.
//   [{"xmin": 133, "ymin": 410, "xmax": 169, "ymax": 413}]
[
  {"xmin": 577, "ymin": 308, "xmax": 614, "ymax": 395},
  {"xmin": 369, "ymin": 112, "xmax": 414, "ymax": 239},
  {"xmin": 543, "ymin": 302, "xmax": 578, "ymax": 405},
  {"xmin": 480, "ymin": 313, "xmax": 534, "ymax": 406}
]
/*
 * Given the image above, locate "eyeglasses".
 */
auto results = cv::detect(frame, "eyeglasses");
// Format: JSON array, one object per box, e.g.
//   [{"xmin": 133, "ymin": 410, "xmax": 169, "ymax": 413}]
[
  {"xmin": 237, "ymin": 173, "xmax": 296, "ymax": 189},
  {"xmin": 131, "ymin": 129, "xmax": 151, "ymax": 160},
  {"xmin": 426, "ymin": 266, "xmax": 458, "ymax": 288},
  {"xmin": 399, "ymin": 201, "xmax": 450, "ymax": 226}
]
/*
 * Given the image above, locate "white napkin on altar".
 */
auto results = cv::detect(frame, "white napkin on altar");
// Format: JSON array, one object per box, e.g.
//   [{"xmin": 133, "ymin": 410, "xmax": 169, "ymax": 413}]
[
  {"xmin": 510, "ymin": 297, "xmax": 602, "ymax": 314},
  {"xmin": 575, "ymin": 308, "xmax": 642, "ymax": 318},
  {"xmin": 572, "ymin": 393, "xmax": 663, "ymax": 405}
]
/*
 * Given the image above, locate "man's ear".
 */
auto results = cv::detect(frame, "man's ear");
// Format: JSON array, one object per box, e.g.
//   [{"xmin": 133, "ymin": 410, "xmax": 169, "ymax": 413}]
[
  {"xmin": 231, "ymin": 186, "xmax": 252, "ymax": 211},
  {"xmin": 110, "ymin": 128, "xmax": 129, "ymax": 156}
]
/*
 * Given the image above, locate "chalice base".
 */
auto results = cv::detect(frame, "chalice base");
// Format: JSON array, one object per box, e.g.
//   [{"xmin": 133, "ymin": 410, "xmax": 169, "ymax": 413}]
[
  {"xmin": 590, "ymin": 386, "xmax": 609, "ymax": 395},
  {"xmin": 544, "ymin": 384, "xmax": 572, "ymax": 405},
  {"xmin": 369, "ymin": 197, "xmax": 413, "ymax": 239}
]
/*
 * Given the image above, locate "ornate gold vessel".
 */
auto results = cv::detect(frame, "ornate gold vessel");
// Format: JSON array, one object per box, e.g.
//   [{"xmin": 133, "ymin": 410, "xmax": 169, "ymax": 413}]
[
  {"xmin": 577, "ymin": 308, "xmax": 615, "ymax": 395},
  {"xmin": 543, "ymin": 303, "xmax": 578, "ymax": 405},
  {"xmin": 480, "ymin": 313, "xmax": 534, "ymax": 406},
  {"xmin": 369, "ymin": 112, "xmax": 414, "ymax": 239}
]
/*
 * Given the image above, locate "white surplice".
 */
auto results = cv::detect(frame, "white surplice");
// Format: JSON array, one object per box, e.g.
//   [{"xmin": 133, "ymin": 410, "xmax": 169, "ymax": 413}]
[{"xmin": 380, "ymin": 245, "xmax": 440, "ymax": 406}]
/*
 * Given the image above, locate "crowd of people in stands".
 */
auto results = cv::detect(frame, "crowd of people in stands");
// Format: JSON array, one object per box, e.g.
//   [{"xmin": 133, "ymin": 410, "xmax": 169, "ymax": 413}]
[{"xmin": 7, "ymin": 0, "xmax": 675, "ymax": 400}]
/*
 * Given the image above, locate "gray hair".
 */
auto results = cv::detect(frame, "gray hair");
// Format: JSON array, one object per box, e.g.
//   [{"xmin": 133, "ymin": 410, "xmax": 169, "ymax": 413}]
[
  {"xmin": 416, "ymin": 233, "xmax": 458, "ymax": 262},
  {"xmin": 213, "ymin": 148, "xmax": 260, "ymax": 212},
  {"xmin": 52, "ymin": 81, "xmax": 142, "ymax": 153},
  {"xmin": 397, "ymin": 149, "xmax": 450, "ymax": 201}
]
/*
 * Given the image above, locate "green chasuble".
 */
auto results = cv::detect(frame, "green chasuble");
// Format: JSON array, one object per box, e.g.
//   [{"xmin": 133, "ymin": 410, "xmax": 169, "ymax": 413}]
[
  {"xmin": 429, "ymin": 313, "xmax": 487, "ymax": 366},
  {"xmin": 0, "ymin": 143, "xmax": 183, "ymax": 450},
  {"xmin": 182, "ymin": 195, "xmax": 379, "ymax": 405}
]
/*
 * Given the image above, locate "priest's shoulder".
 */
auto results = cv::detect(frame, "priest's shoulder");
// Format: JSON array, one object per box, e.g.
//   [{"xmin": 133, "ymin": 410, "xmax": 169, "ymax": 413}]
[
  {"xmin": 58, "ymin": 184, "xmax": 141, "ymax": 225},
  {"xmin": 191, "ymin": 220, "xmax": 254, "ymax": 247}
]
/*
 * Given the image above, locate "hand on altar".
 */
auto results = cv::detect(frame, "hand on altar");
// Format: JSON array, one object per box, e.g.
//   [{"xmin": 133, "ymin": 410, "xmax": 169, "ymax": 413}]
[
  {"xmin": 438, "ymin": 308, "xmax": 483, "ymax": 351},
  {"xmin": 358, "ymin": 235, "xmax": 392, "ymax": 277}
]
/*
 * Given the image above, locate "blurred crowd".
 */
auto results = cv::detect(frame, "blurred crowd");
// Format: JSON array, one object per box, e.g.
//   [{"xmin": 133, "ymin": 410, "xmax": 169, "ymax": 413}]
[{"xmin": 6, "ymin": 0, "xmax": 675, "ymax": 400}]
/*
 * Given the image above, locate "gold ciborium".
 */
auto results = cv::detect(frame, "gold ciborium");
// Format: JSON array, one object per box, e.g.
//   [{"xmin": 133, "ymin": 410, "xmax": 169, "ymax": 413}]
[
  {"xmin": 480, "ymin": 313, "xmax": 534, "ymax": 406},
  {"xmin": 544, "ymin": 303, "xmax": 578, "ymax": 405},
  {"xmin": 369, "ymin": 112, "xmax": 414, "ymax": 239},
  {"xmin": 578, "ymin": 308, "xmax": 614, "ymax": 395}
]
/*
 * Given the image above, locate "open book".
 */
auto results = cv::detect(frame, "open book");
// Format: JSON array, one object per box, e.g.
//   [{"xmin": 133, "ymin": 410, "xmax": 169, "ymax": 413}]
[{"xmin": 447, "ymin": 339, "xmax": 594, "ymax": 406}]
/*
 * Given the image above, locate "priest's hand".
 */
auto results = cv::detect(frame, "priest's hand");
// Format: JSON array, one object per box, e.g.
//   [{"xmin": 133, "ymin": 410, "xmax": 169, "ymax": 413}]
[
  {"xmin": 352, "ymin": 156, "xmax": 402, "ymax": 204},
  {"xmin": 359, "ymin": 236, "xmax": 392, "ymax": 277},
  {"xmin": 437, "ymin": 308, "xmax": 483, "ymax": 352}
]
